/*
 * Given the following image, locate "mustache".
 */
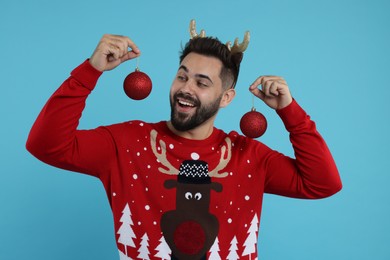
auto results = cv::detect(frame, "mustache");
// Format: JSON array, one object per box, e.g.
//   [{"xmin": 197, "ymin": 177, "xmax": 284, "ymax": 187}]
[{"xmin": 174, "ymin": 92, "xmax": 200, "ymax": 106}]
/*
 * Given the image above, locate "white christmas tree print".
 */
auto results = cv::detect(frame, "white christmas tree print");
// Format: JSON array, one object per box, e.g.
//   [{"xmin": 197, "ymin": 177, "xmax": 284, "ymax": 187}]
[
  {"xmin": 209, "ymin": 237, "xmax": 221, "ymax": 259},
  {"xmin": 242, "ymin": 213, "xmax": 259, "ymax": 259},
  {"xmin": 117, "ymin": 203, "xmax": 136, "ymax": 256},
  {"xmin": 137, "ymin": 233, "xmax": 150, "ymax": 260},
  {"xmin": 118, "ymin": 249, "xmax": 132, "ymax": 260},
  {"xmin": 154, "ymin": 235, "xmax": 171, "ymax": 260},
  {"xmin": 227, "ymin": 236, "xmax": 239, "ymax": 260}
]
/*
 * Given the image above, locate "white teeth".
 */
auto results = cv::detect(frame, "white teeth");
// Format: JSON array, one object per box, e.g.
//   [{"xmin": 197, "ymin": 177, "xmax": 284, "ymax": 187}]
[{"xmin": 178, "ymin": 100, "xmax": 195, "ymax": 107}]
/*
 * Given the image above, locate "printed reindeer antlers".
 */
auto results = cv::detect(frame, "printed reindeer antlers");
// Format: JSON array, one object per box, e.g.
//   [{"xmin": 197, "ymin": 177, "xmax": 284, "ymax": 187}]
[
  {"xmin": 150, "ymin": 130, "xmax": 178, "ymax": 175},
  {"xmin": 189, "ymin": 19, "xmax": 250, "ymax": 54},
  {"xmin": 208, "ymin": 137, "xmax": 232, "ymax": 178},
  {"xmin": 150, "ymin": 130, "xmax": 232, "ymax": 178}
]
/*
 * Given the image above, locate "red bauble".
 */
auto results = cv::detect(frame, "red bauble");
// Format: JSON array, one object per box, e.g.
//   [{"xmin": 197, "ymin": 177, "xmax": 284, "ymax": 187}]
[
  {"xmin": 240, "ymin": 108, "xmax": 267, "ymax": 138},
  {"xmin": 123, "ymin": 68, "xmax": 152, "ymax": 100}
]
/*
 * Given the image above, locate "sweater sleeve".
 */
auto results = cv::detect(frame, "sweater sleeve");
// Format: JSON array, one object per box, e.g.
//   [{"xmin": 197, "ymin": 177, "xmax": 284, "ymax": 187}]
[
  {"xmin": 263, "ymin": 99, "xmax": 342, "ymax": 199},
  {"xmin": 26, "ymin": 60, "xmax": 116, "ymax": 178}
]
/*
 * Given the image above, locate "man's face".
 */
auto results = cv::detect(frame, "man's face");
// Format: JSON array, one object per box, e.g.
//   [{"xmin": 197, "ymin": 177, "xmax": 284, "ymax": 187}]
[{"xmin": 169, "ymin": 53, "xmax": 225, "ymax": 131}]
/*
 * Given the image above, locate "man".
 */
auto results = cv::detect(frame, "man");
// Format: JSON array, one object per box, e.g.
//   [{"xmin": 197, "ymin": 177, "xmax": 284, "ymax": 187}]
[{"xmin": 26, "ymin": 22, "xmax": 342, "ymax": 259}]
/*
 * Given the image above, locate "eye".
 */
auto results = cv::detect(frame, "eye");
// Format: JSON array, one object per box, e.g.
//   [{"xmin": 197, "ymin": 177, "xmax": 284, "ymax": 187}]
[
  {"xmin": 185, "ymin": 192, "xmax": 192, "ymax": 200},
  {"xmin": 194, "ymin": 192, "xmax": 202, "ymax": 200},
  {"xmin": 197, "ymin": 81, "xmax": 208, "ymax": 88},
  {"xmin": 177, "ymin": 75, "xmax": 187, "ymax": 81}
]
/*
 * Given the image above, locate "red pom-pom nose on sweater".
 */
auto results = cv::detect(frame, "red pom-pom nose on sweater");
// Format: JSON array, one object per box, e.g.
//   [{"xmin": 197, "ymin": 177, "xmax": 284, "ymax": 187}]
[
  {"xmin": 123, "ymin": 68, "xmax": 152, "ymax": 100},
  {"xmin": 240, "ymin": 108, "xmax": 267, "ymax": 138}
]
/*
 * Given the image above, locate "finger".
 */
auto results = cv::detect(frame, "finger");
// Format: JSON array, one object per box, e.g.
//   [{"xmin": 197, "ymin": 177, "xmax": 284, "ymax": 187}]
[
  {"xmin": 262, "ymin": 79, "xmax": 275, "ymax": 97},
  {"xmin": 104, "ymin": 44, "xmax": 122, "ymax": 60},
  {"xmin": 268, "ymin": 81, "xmax": 288, "ymax": 96},
  {"xmin": 249, "ymin": 85, "xmax": 266, "ymax": 101},
  {"xmin": 117, "ymin": 39, "xmax": 130, "ymax": 58},
  {"xmin": 120, "ymin": 50, "xmax": 141, "ymax": 63},
  {"xmin": 249, "ymin": 76, "xmax": 265, "ymax": 89},
  {"xmin": 250, "ymin": 76, "xmax": 277, "ymax": 99},
  {"xmin": 109, "ymin": 39, "xmax": 129, "ymax": 59},
  {"xmin": 110, "ymin": 34, "xmax": 140, "ymax": 54},
  {"xmin": 125, "ymin": 37, "xmax": 140, "ymax": 55},
  {"xmin": 261, "ymin": 76, "xmax": 286, "ymax": 84},
  {"xmin": 118, "ymin": 37, "xmax": 140, "ymax": 61},
  {"xmin": 105, "ymin": 35, "xmax": 140, "ymax": 57},
  {"xmin": 269, "ymin": 81, "xmax": 281, "ymax": 96},
  {"xmin": 264, "ymin": 78, "xmax": 288, "ymax": 95},
  {"xmin": 249, "ymin": 75, "xmax": 286, "ymax": 89},
  {"xmin": 117, "ymin": 37, "xmax": 137, "ymax": 57}
]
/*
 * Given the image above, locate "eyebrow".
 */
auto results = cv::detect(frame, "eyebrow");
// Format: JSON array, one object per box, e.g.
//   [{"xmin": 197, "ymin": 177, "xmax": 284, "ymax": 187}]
[{"xmin": 178, "ymin": 65, "xmax": 214, "ymax": 84}]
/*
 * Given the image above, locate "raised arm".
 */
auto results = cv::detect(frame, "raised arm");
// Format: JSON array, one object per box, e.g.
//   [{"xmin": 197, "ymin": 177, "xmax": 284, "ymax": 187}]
[
  {"xmin": 26, "ymin": 35, "xmax": 140, "ymax": 177},
  {"xmin": 250, "ymin": 76, "xmax": 342, "ymax": 198}
]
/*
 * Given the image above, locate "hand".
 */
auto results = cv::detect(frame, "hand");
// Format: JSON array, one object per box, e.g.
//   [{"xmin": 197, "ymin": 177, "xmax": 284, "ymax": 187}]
[
  {"xmin": 249, "ymin": 76, "xmax": 293, "ymax": 110},
  {"xmin": 89, "ymin": 34, "xmax": 141, "ymax": 72}
]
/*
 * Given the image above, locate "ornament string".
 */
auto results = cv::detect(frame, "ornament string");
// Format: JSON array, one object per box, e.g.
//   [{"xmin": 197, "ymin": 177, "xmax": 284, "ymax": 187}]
[{"xmin": 136, "ymin": 57, "xmax": 140, "ymax": 71}]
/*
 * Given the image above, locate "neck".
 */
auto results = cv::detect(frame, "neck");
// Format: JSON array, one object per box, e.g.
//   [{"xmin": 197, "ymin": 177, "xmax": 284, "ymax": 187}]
[{"xmin": 167, "ymin": 117, "xmax": 216, "ymax": 140}]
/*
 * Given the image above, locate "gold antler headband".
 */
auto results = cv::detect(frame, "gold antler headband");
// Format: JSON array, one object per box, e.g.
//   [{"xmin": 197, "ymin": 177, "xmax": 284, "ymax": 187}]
[
  {"xmin": 189, "ymin": 20, "xmax": 206, "ymax": 38},
  {"xmin": 189, "ymin": 19, "xmax": 250, "ymax": 54}
]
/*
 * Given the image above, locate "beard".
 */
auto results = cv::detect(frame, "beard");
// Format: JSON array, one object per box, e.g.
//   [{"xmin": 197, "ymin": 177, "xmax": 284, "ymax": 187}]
[{"xmin": 170, "ymin": 92, "xmax": 222, "ymax": 132}]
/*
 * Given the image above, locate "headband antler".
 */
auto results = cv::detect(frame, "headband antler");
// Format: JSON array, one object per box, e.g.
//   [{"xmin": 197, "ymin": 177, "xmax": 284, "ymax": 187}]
[
  {"xmin": 190, "ymin": 20, "xmax": 206, "ymax": 38},
  {"xmin": 189, "ymin": 19, "xmax": 250, "ymax": 54},
  {"xmin": 226, "ymin": 31, "xmax": 250, "ymax": 54}
]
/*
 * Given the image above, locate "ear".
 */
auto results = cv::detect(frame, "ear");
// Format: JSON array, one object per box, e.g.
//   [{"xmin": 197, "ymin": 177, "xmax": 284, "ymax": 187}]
[{"xmin": 219, "ymin": 88, "xmax": 236, "ymax": 108}]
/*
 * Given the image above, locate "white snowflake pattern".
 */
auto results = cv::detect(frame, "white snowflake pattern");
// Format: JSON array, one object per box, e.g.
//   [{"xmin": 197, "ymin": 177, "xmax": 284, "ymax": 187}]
[{"xmin": 191, "ymin": 152, "xmax": 200, "ymax": 160}]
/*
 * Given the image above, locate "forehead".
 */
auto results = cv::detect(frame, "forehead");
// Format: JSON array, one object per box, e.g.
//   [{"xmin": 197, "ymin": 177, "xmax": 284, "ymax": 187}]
[{"xmin": 179, "ymin": 53, "xmax": 223, "ymax": 79}]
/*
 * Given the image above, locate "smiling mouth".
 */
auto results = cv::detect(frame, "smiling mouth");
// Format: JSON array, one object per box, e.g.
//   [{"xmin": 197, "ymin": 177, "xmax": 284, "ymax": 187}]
[
  {"xmin": 176, "ymin": 99, "xmax": 197, "ymax": 114},
  {"xmin": 177, "ymin": 98, "xmax": 196, "ymax": 108},
  {"xmin": 174, "ymin": 92, "xmax": 200, "ymax": 112}
]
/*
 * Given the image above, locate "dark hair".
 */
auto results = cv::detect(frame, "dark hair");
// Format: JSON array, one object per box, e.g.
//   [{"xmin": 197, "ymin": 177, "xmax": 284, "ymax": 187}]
[{"xmin": 180, "ymin": 37, "xmax": 243, "ymax": 89}]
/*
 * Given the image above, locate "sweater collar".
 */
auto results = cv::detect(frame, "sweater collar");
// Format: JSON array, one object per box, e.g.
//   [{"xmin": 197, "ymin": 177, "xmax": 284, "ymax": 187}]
[{"xmin": 153, "ymin": 121, "xmax": 224, "ymax": 147}]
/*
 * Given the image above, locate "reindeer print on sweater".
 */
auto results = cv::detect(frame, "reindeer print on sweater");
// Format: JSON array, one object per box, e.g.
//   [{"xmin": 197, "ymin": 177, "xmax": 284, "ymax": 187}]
[
  {"xmin": 115, "ymin": 123, "xmax": 261, "ymax": 260},
  {"xmin": 151, "ymin": 130, "xmax": 226, "ymax": 259}
]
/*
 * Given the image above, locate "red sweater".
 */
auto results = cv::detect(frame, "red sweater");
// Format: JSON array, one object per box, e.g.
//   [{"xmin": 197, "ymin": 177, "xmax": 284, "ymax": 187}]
[{"xmin": 26, "ymin": 60, "xmax": 342, "ymax": 260}]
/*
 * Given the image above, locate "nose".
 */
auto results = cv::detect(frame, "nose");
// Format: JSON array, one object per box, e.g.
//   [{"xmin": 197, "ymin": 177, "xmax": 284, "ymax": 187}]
[{"xmin": 180, "ymin": 78, "xmax": 196, "ymax": 94}]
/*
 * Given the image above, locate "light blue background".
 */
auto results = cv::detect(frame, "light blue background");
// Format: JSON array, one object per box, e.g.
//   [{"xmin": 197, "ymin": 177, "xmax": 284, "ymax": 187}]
[{"xmin": 1, "ymin": 0, "xmax": 389, "ymax": 259}]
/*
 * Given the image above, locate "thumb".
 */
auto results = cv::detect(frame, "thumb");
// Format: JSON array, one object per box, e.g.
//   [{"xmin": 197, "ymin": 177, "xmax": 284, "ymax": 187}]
[{"xmin": 249, "ymin": 85, "xmax": 265, "ymax": 101}]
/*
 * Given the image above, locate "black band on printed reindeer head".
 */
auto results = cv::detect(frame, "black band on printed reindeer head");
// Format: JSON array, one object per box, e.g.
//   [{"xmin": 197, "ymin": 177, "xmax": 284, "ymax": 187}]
[{"xmin": 178, "ymin": 160, "xmax": 211, "ymax": 184}]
